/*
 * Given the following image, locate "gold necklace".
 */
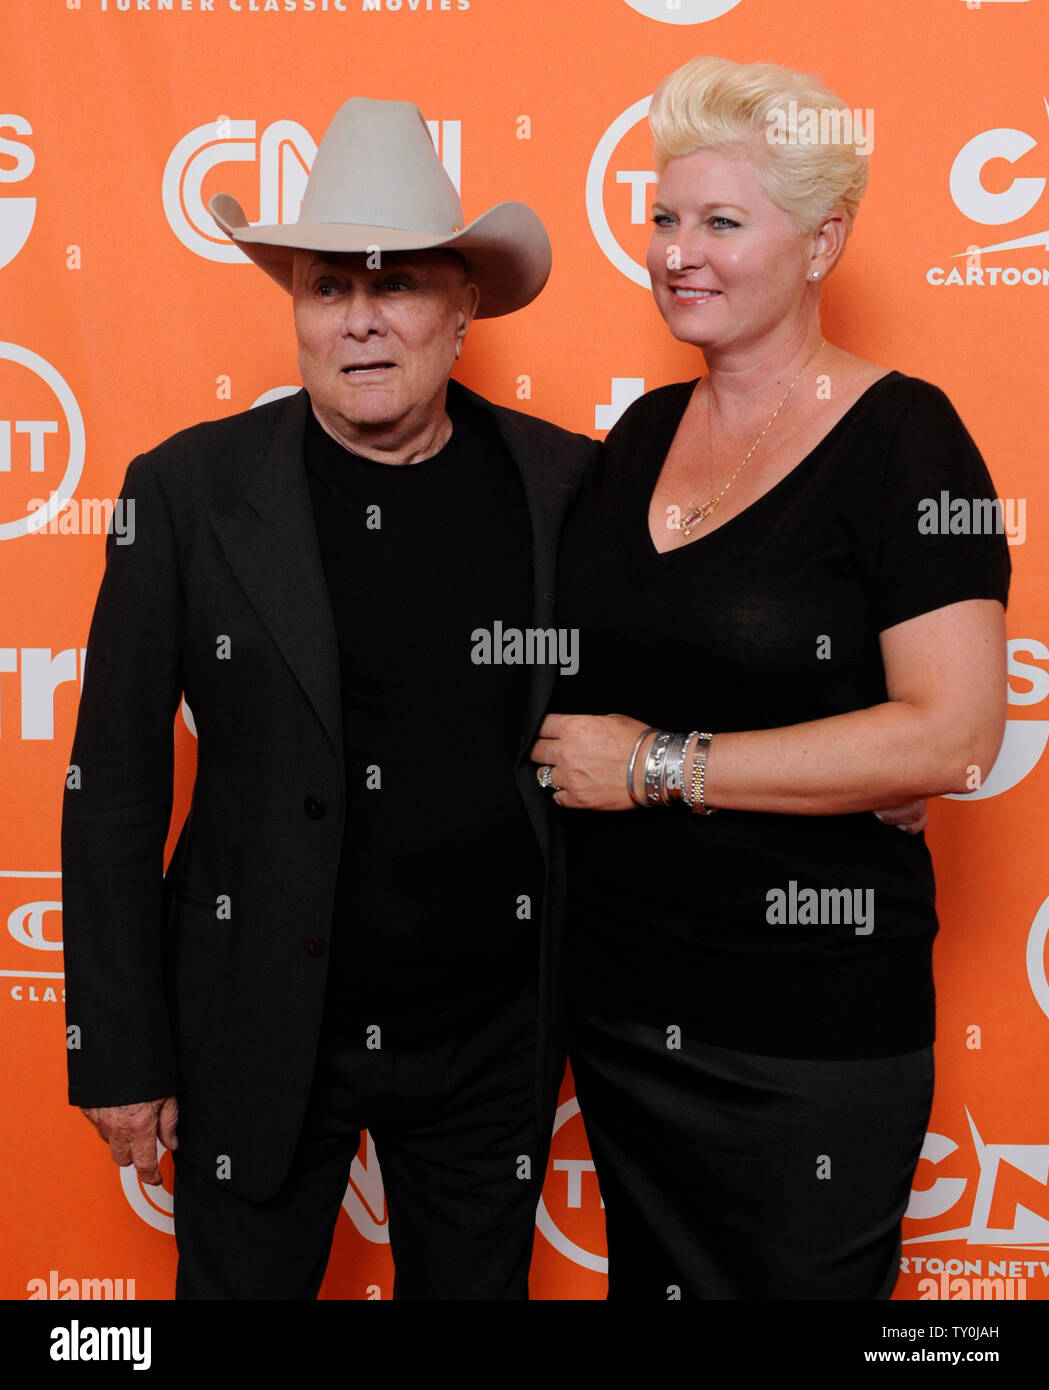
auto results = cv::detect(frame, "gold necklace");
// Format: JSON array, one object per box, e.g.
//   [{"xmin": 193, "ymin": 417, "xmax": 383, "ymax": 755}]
[{"xmin": 679, "ymin": 339, "xmax": 825, "ymax": 537}]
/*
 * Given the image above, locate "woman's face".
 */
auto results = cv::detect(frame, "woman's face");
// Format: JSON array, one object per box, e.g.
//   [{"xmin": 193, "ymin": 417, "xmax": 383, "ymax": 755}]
[{"xmin": 646, "ymin": 147, "xmax": 814, "ymax": 355}]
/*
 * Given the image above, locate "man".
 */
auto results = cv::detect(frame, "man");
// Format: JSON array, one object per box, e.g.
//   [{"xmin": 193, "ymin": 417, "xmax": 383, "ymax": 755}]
[{"xmin": 62, "ymin": 97, "xmax": 597, "ymax": 1299}]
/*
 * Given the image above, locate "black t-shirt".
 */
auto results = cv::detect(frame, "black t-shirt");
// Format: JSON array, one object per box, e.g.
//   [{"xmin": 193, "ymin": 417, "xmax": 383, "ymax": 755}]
[
  {"xmin": 304, "ymin": 396, "xmax": 543, "ymax": 1026},
  {"xmin": 554, "ymin": 373, "xmax": 1010, "ymax": 1058}
]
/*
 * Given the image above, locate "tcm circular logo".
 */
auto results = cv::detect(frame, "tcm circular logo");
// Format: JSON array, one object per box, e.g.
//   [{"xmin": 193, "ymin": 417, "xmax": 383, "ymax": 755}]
[
  {"xmin": 586, "ymin": 97, "xmax": 660, "ymax": 289},
  {"xmin": 535, "ymin": 1096, "xmax": 607, "ymax": 1272},
  {"xmin": 0, "ymin": 343, "xmax": 85, "ymax": 542},
  {"xmin": 623, "ymin": 0, "xmax": 744, "ymax": 22}
]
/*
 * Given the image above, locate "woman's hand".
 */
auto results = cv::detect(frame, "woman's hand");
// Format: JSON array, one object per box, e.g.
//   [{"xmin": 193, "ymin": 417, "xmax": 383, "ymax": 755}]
[{"xmin": 530, "ymin": 713, "xmax": 651, "ymax": 810}]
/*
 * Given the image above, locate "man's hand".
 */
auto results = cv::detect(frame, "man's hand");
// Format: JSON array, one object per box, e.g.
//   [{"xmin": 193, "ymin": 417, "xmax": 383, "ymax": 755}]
[
  {"xmin": 80, "ymin": 1097, "xmax": 178, "ymax": 1185},
  {"xmin": 873, "ymin": 800, "xmax": 929, "ymax": 834}
]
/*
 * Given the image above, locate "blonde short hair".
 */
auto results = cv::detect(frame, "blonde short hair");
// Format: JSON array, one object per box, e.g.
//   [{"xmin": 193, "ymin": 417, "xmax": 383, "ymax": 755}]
[{"xmin": 650, "ymin": 56, "xmax": 869, "ymax": 234}]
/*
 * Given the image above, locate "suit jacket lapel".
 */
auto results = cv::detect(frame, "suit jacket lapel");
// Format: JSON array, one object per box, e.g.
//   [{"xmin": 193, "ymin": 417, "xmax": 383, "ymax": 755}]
[{"xmin": 209, "ymin": 390, "xmax": 343, "ymax": 760}]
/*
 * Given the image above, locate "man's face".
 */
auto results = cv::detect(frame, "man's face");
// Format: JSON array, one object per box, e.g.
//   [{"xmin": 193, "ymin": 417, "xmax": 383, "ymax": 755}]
[{"xmin": 292, "ymin": 249, "xmax": 479, "ymax": 457}]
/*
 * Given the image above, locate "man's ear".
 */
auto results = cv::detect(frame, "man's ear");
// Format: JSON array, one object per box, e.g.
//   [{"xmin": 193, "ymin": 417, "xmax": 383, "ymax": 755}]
[{"xmin": 460, "ymin": 279, "xmax": 480, "ymax": 329}]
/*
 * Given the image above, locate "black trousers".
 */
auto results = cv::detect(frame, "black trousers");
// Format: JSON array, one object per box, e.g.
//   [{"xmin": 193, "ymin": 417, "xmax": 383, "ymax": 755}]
[
  {"xmin": 173, "ymin": 980, "xmax": 543, "ymax": 1299},
  {"xmin": 571, "ymin": 1009, "xmax": 934, "ymax": 1300}
]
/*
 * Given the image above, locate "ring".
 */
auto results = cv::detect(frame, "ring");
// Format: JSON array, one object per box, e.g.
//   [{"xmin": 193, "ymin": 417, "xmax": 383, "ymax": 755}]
[{"xmin": 537, "ymin": 766, "xmax": 563, "ymax": 793}]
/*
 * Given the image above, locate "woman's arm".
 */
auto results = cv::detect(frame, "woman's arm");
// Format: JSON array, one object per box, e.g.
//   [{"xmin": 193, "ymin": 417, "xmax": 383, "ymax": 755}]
[{"xmin": 531, "ymin": 598, "xmax": 1006, "ymax": 815}]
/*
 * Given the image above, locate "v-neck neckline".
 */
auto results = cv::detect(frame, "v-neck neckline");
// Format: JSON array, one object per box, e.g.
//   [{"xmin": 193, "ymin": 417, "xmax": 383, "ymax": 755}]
[{"xmin": 632, "ymin": 370, "xmax": 903, "ymax": 566}]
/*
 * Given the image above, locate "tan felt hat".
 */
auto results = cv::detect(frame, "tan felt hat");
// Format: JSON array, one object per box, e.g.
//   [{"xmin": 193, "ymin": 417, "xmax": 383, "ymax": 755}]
[{"xmin": 209, "ymin": 97, "xmax": 552, "ymax": 318}]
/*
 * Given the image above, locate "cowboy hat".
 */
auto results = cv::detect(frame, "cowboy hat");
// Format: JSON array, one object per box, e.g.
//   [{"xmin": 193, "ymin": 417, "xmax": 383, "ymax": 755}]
[{"xmin": 209, "ymin": 97, "xmax": 551, "ymax": 318}]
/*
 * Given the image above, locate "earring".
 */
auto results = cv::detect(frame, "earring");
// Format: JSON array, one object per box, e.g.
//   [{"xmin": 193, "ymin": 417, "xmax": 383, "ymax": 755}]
[{"xmin": 810, "ymin": 271, "xmax": 821, "ymax": 281}]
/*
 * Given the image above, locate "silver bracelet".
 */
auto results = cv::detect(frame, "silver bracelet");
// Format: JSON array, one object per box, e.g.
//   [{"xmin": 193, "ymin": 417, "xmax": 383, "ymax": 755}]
[
  {"xmin": 644, "ymin": 731, "xmax": 673, "ymax": 805},
  {"xmin": 662, "ymin": 730, "xmax": 696, "ymax": 804},
  {"xmin": 626, "ymin": 726, "xmax": 657, "ymax": 806}
]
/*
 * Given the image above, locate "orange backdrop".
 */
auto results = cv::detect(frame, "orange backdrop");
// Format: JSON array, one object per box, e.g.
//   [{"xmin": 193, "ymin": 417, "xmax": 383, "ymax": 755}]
[{"xmin": 2, "ymin": 0, "xmax": 1047, "ymax": 1305}]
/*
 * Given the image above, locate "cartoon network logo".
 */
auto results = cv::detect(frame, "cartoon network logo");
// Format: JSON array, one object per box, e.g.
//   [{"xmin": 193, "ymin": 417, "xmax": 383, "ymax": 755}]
[
  {"xmin": 622, "ymin": 0, "xmax": 743, "ymax": 22},
  {"xmin": 928, "ymin": 96, "xmax": 1049, "ymax": 286},
  {"xmin": 905, "ymin": 1110, "xmax": 1049, "ymax": 1249},
  {"xmin": 163, "ymin": 117, "xmax": 461, "ymax": 263},
  {"xmin": 943, "ymin": 639, "xmax": 1049, "ymax": 799},
  {"xmin": 0, "ymin": 344, "xmax": 85, "ymax": 542},
  {"xmin": 0, "ymin": 116, "xmax": 35, "ymax": 270}
]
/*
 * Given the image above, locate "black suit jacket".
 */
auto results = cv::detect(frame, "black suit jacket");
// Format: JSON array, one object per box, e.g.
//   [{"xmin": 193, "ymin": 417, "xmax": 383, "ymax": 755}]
[{"xmin": 62, "ymin": 383, "xmax": 596, "ymax": 1201}]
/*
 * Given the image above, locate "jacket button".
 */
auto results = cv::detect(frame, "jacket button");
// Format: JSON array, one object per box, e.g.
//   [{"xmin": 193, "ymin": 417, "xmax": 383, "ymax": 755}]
[
  {"xmin": 303, "ymin": 796, "xmax": 325, "ymax": 819},
  {"xmin": 302, "ymin": 936, "xmax": 325, "ymax": 957}
]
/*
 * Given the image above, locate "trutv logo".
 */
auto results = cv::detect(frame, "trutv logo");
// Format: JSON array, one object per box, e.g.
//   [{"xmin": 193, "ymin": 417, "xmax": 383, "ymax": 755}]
[{"xmin": 163, "ymin": 117, "xmax": 462, "ymax": 263}]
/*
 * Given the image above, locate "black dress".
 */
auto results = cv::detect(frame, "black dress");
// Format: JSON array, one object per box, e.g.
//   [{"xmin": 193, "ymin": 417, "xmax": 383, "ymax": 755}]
[{"xmin": 554, "ymin": 373, "xmax": 1010, "ymax": 1298}]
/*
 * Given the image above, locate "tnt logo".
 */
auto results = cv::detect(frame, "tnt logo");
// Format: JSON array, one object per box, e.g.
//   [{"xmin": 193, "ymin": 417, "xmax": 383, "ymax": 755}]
[
  {"xmin": 536, "ymin": 1096, "xmax": 607, "ymax": 1273},
  {"xmin": 0, "ymin": 116, "xmax": 35, "ymax": 270},
  {"xmin": 586, "ymin": 97, "xmax": 658, "ymax": 290},
  {"xmin": 163, "ymin": 117, "xmax": 462, "ymax": 264},
  {"xmin": 621, "ymin": 0, "xmax": 744, "ymax": 22},
  {"xmin": 944, "ymin": 640, "xmax": 1049, "ymax": 800},
  {"xmin": 0, "ymin": 344, "xmax": 85, "ymax": 543}
]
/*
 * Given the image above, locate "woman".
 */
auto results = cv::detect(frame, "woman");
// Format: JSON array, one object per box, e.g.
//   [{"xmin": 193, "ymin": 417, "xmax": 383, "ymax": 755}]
[{"xmin": 532, "ymin": 57, "xmax": 1009, "ymax": 1299}]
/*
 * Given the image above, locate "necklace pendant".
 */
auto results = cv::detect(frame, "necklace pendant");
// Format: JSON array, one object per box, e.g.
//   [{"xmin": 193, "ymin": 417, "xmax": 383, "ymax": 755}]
[{"xmin": 680, "ymin": 499, "xmax": 717, "ymax": 537}]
